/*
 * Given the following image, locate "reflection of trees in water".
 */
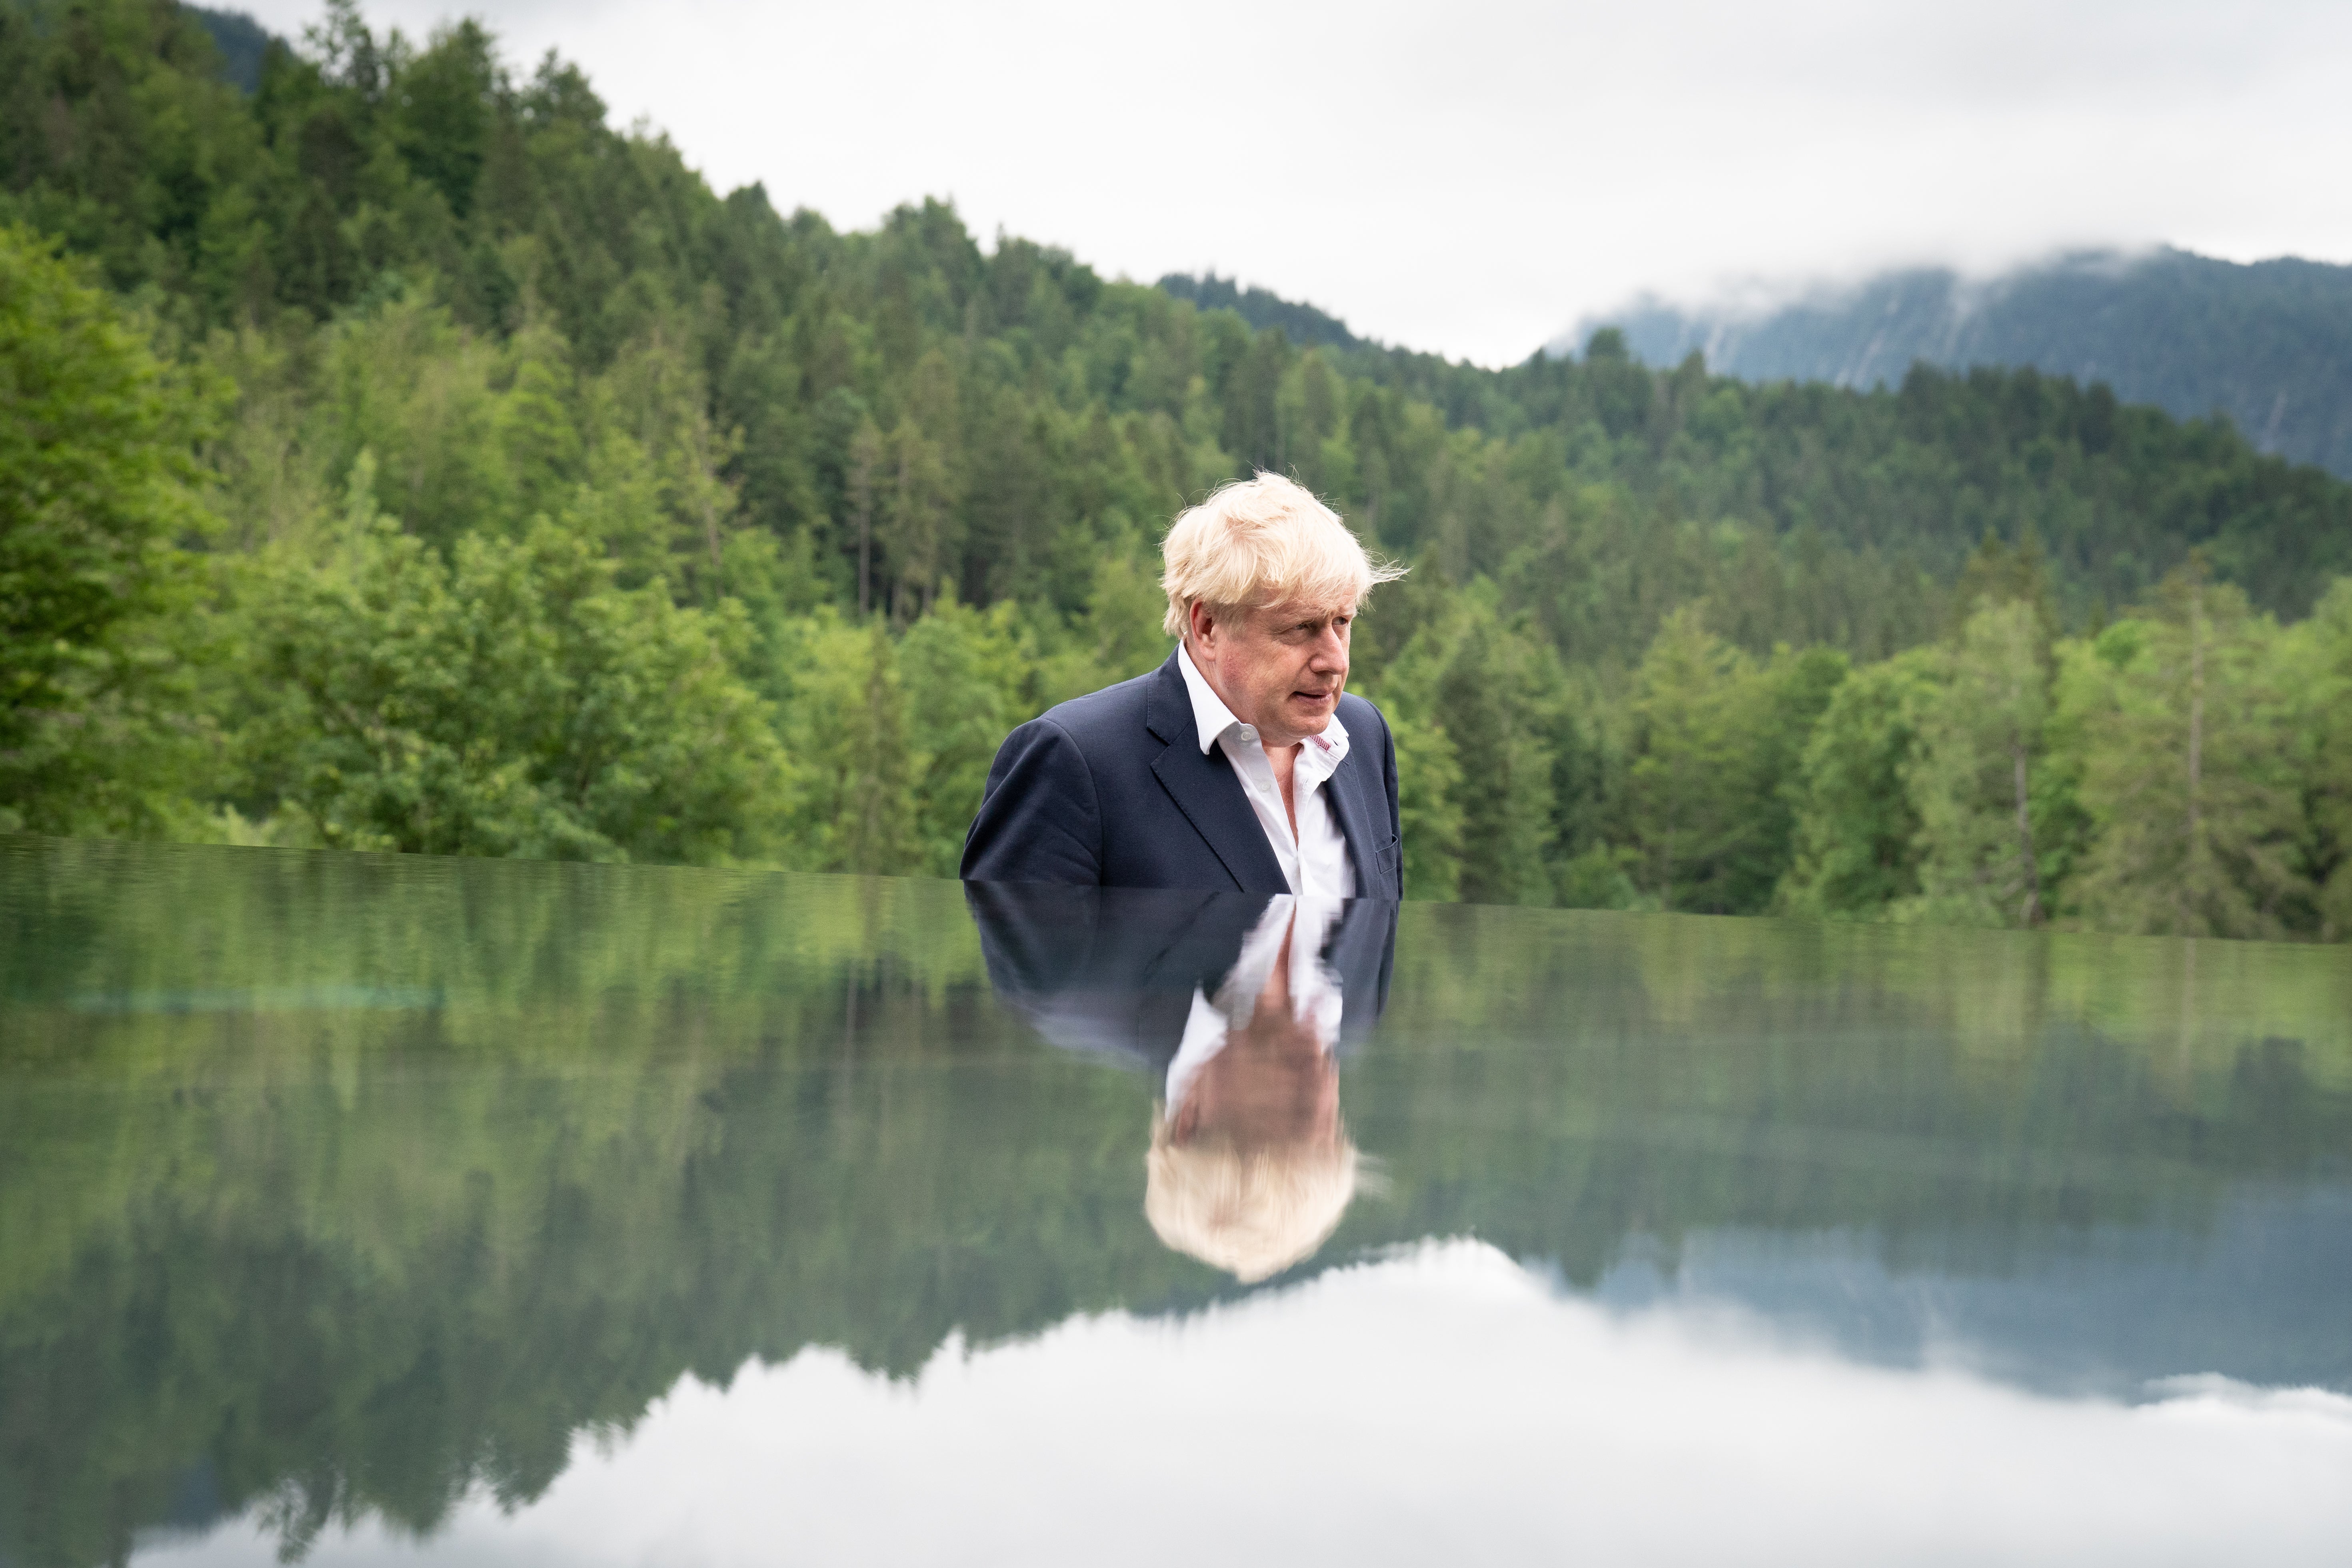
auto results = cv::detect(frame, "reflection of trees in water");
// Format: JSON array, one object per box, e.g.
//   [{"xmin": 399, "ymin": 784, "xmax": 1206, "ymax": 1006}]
[
  {"xmin": 1364, "ymin": 906, "xmax": 2352, "ymax": 1281},
  {"xmin": 2, "ymin": 840, "xmax": 2348, "ymax": 1565}
]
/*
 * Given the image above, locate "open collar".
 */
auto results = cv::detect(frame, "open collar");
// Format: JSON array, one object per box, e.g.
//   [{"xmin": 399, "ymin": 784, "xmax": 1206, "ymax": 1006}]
[
  {"xmin": 1175, "ymin": 641, "xmax": 1351, "ymax": 766},
  {"xmin": 1144, "ymin": 654, "xmax": 1291, "ymax": 894}
]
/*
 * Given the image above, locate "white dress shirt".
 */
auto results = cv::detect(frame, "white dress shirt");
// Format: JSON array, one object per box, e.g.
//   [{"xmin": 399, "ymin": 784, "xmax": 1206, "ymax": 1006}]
[
  {"xmin": 1176, "ymin": 642, "xmax": 1357, "ymax": 899},
  {"xmin": 1165, "ymin": 895, "xmax": 1346, "ymax": 1116}
]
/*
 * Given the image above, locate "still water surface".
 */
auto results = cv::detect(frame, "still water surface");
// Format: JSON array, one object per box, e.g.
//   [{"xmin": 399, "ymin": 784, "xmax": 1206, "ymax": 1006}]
[{"xmin": 5, "ymin": 837, "xmax": 2350, "ymax": 1566}]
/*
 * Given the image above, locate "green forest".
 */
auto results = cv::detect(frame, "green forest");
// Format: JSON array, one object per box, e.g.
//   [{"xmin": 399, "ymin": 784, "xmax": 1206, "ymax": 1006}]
[{"xmin": 5, "ymin": 0, "xmax": 2351, "ymax": 938}]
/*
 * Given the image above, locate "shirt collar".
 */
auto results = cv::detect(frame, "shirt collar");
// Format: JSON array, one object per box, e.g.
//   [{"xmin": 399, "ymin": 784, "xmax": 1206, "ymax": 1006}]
[
  {"xmin": 1164, "ymin": 895, "xmax": 1347, "ymax": 1118},
  {"xmin": 1176, "ymin": 642, "xmax": 1350, "ymax": 761}
]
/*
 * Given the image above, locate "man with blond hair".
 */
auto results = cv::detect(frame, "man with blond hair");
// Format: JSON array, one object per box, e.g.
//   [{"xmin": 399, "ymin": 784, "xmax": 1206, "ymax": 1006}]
[
  {"xmin": 960, "ymin": 474, "xmax": 1405, "ymax": 899},
  {"xmin": 967, "ymin": 879, "xmax": 1394, "ymax": 1283}
]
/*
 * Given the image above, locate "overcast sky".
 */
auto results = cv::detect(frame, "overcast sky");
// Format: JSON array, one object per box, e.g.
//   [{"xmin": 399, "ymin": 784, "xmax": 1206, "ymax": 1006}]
[{"xmin": 235, "ymin": 0, "xmax": 2352, "ymax": 365}]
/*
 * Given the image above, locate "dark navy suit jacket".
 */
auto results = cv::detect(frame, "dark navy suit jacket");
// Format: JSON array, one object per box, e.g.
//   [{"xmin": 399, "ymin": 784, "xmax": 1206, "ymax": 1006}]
[
  {"xmin": 965, "ymin": 882, "xmax": 1398, "ymax": 1075},
  {"xmin": 958, "ymin": 652, "xmax": 1404, "ymax": 899}
]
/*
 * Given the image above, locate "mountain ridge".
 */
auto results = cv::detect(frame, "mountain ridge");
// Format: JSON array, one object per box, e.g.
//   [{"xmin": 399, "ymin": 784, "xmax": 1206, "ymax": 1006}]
[
  {"xmin": 1155, "ymin": 270, "xmax": 1364, "ymax": 352},
  {"xmin": 1562, "ymin": 248, "xmax": 2352, "ymax": 477}
]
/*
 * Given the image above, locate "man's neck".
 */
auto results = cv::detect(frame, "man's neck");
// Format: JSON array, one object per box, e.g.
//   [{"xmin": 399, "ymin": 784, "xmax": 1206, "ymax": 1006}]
[
  {"xmin": 1185, "ymin": 639, "xmax": 1243, "ymax": 727},
  {"xmin": 1185, "ymin": 640, "xmax": 1304, "ymax": 831},
  {"xmin": 1267, "ymin": 737, "xmax": 1300, "ymax": 835}
]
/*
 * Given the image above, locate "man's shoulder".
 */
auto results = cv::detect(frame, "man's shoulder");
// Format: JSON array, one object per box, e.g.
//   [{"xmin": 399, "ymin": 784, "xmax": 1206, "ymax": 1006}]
[
  {"xmin": 1336, "ymin": 689, "xmax": 1389, "ymax": 741},
  {"xmin": 1031, "ymin": 663, "xmax": 1168, "ymax": 750}
]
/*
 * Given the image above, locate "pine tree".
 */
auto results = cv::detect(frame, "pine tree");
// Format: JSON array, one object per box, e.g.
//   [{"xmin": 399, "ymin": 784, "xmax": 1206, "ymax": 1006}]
[
  {"xmin": 1387, "ymin": 710, "xmax": 1464, "ymax": 902},
  {"xmin": 881, "ymin": 420, "xmax": 956, "ymax": 620},
  {"xmin": 2298, "ymin": 580, "xmax": 2352, "ymax": 937},
  {"xmin": 1433, "ymin": 616, "xmax": 1555, "ymax": 905},
  {"xmin": 899, "ymin": 599, "xmax": 1022, "ymax": 876},
  {"xmin": 1732, "ymin": 643, "xmax": 1849, "ymax": 911},
  {"xmin": 2065, "ymin": 559, "xmax": 2305, "ymax": 937},
  {"xmin": 1778, "ymin": 649, "xmax": 1936, "ymax": 917},
  {"xmin": 783, "ymin": 619, "xmax": 922, "ymax": 875},
  {"xmin": 1903, "ymin": 599, "xmax": 2054, "ymax": 927},
  {"xmin": 1621, "ymin": 608, "xmax": 1759, "ymax": 913},
  {"xmin": 848, "ymin": 419, "xmax": 883, "ymax": 617}
]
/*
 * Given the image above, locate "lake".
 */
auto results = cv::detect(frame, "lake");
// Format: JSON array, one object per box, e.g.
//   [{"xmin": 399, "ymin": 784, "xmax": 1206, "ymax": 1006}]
[{"xmin": 5, "ymin": 836, "xmax": 2349, "ymax": 1566}]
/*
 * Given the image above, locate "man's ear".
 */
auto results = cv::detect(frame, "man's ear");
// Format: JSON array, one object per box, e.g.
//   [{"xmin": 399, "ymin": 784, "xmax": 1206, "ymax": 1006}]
[{"xmin": 1187, "ymin": 599, "xmax": 1219, "ymax": 653}]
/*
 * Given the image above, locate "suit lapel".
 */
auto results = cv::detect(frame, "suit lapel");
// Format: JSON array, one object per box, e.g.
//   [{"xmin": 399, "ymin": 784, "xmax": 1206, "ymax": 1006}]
[
  {"xmin": 1144, "ymin": 656, "xmax": 1290, "ymax": 895},
  {"xmin": 1322, "ymin": 744, "xmax": 1380, "ymax": 896}
]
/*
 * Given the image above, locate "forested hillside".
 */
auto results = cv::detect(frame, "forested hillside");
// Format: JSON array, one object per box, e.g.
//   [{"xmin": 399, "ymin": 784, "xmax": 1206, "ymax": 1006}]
[
  {"xmin": 1157, "ymin": 272, "xmax": 1364, "ymax": 352},
  {"xmin": 3, "ymin": 0, "xmax": 2348, "ymax": 938},
  {"xmin": 1587, "ymin": 248, "xmax": 2352, "ymax": 479}
]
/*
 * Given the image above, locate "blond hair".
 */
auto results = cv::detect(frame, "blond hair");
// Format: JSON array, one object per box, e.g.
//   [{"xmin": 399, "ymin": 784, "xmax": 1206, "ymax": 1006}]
[
  {"xmin": 1144, "ymin": 1116, "xmax": 1360, "ymax": 1283},
  {"xmin": 1159, "ymin": 474, "xmax": 1403, "ymax": 639}
]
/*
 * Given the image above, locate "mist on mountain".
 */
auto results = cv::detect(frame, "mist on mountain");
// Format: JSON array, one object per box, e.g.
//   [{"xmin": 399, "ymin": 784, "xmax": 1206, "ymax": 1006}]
[{"xmin": 1570, "ymin": 249, "xmax": 2352, "ymax": 477}]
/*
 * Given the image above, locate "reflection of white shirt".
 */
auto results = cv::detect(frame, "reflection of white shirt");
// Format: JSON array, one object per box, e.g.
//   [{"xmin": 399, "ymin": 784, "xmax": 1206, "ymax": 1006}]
[
  {"xmin": 1165, "ymin": 896, "xmax": 1345, "ymax": 1116},
  {"xmin": 1177, "ymin": 643, "xmax": 1355, "ymax": 899}
]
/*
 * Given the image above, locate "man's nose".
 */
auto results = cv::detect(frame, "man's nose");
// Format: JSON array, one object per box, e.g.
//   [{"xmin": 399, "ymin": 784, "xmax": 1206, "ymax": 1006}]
[{"xmin": 1308, "ymin": 627, "xmax": 1347, "ymax": 669}]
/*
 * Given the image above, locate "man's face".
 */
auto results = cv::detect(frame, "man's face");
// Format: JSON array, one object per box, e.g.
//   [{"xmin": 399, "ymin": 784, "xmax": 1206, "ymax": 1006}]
[
  {"xmin": 1173, "ymin": 1001, "xmax": 1341, "ymax": 1150},
  {"xmin": 1189, "ymin": 596, "xmax": 1355, "ymax": 749},
  {"xmin": 1167, "ymin": 923, "xmax": 1341, "ymax": 1151}
]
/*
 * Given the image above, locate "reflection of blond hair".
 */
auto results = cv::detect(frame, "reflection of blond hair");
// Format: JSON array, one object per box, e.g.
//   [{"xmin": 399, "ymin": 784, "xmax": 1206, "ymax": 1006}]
[
  {"xmin": 1159, "ymin": 473, "xmax": 1404, "ymax": 638},
  {"xmin": 1144, "ymin": 1115, "xmax": 1360, "ymax": 1283}
]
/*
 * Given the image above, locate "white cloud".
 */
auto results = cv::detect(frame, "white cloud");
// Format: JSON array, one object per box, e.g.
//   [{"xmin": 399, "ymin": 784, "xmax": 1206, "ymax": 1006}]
[
  {"xmin": 227, "ymin": 0, "xmax": 2352, "ymax": 363},
  {"xmin": 143, "ymin": 1240, "xmax": 2352, "ymax": 1567}
]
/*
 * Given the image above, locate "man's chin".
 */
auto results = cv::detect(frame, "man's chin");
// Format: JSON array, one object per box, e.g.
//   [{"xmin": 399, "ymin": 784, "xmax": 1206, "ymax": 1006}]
[{"xmin": 1289, "ymin": 695, "xmax": 1339, "ymax": 723}]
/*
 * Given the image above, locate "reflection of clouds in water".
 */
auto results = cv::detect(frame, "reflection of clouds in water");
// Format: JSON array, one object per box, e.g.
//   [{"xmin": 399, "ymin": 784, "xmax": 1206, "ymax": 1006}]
[
  {"xmin": 141, "ymin": 1242, "xmax": 2352, "ymax": 1568},
  {"xmin": 1591, "ymin": 1188, "xmax": 2352, "ymax": 1399}
]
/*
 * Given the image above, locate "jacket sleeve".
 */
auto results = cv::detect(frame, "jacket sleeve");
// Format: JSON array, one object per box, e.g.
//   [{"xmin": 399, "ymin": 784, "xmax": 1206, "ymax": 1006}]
[{"xmin": 959, "ymin": 717, "xmax": 1105, "ymax": 885}]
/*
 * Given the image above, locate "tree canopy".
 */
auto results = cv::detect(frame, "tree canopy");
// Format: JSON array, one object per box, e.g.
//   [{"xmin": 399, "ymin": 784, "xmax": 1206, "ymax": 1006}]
[{"xmin": 2, "ymin": 0, "xmax": 2348, "ymax": 937}]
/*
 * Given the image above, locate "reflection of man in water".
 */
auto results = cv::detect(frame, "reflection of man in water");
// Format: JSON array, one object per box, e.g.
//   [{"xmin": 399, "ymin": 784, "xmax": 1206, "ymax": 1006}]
[
  {"xmin": 1150, "ymin": 896, "xmax": 1355, "ymax": 1282},
  {"xmin": 965, "ymin": 882, "xmax": 1393, "ymax": 1283}
]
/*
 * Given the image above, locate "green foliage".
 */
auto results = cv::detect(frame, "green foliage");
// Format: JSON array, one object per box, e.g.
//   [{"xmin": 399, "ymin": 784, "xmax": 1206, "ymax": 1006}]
[
  {"xmin": 1902, "ymin": 599, "xmax": 2056, "ymax": 928},
  {"xmin": 773, "ymin": 615, "xmax": 920, "ymax": 874},
  {"xmin": 2, "ymin": 2, "xmax": 2348, "ymax": 937},
  {"xmin": 0, "ymin": 223, "xmax": 216, "ymax": 833},
  {"xmin": 234, "ymin": 493, "xmax": 785, "ymax": 861},
  {"xmin": 897, "ymin": 599, "xmax": 1021, "ymax": 875},
  {"xmin": 1616, "ymin": 609, "xmax": 1840, "ymax": 914},
  {"xmin": 1430, "ymin": 614, "xmax": 1559, "ymax": 905},
  {"xmin": 1778, "ymin": 649, "xmax": 1935, "ymax": 917},
  {"xmin": 2061, "ymin": 563, "xmax": 2305, "ymax": 938},
  {"xmin": 1766, "ymin": 561, "xmax": 2348, "ymax": 941},
  {"xmin": 2293, "ymin": 580, "xmax": 2352, "ymax": 937},
  {"xmin": 1386, "ymin": 709, "xmax": 1462, "ymax": 901}
]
